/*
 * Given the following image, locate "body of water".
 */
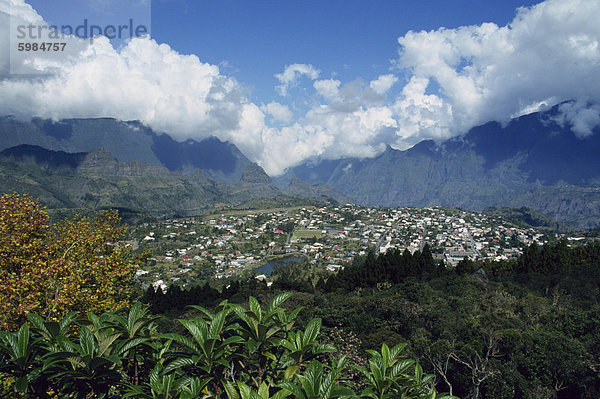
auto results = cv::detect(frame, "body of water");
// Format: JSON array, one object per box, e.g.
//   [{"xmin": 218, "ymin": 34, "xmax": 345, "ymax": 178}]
[{"xmin": 256, "ymin": 256, "xmax": 304, "ymax": 276}]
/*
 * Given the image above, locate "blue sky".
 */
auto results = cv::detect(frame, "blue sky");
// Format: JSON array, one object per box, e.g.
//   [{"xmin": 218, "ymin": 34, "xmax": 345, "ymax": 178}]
[
  {"xmin": 27, "ymin": 0, "xmax": 540, "ymax": 104},
  {"xmin": 2, "ymin": 0, "xmax": 600, "ymax": 175}
]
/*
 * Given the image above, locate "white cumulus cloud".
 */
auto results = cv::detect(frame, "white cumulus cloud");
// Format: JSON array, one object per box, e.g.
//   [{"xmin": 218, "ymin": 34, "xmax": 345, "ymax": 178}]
[
  {"xmin": 261, "ymin": 101, "xmax": 293, "ymax": 123},
  {"xmin": 2, "ymin": 0, "xmax": 600, "ymax": 177},
  {"xmin": 274, "ymin": 63, "xmax": 320, "ymax": 97},
  {"xmin": 395, "ymin": 0, "xmax": 600, "ymax": 139},
  {"xmin": 0, "ymin": 0, "xmax": 267, "ymax": 162},
  {"xmin": 553, "ymin": 102, "xmax": 600, "ymax": 138},
  {"xmin": 313, "ymin": 79, "xmax": 341, "ymax": 101},
  {"xmin": 369, "ymin": 74, "xmax": 398, "ymax": 95}
]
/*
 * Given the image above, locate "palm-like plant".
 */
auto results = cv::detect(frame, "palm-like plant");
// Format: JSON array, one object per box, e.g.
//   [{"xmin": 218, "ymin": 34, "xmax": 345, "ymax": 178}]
[
  {"xmin": 122, "ymin": 362, "xmax": 211, "ymax": 399},
  {"xmin": 228, "ymin": 293, "xmax": 301, "ymax": 388},
  {"xmin": 353, "ymin": 343, "xmax": 414, "ymax": 398},
  {"xmin": 354, "ymin": 343, "xmax": 457, "ymax": 399},
  {"xmin": 279, "ymin": 317, "xmax": 336, "ymax": 380},
  {"xmin": 106, "ymin": 302, "xmax": 160, "ymax": 384},
  {"xmin": 27, "ymin": 311, "xmax": 78, "ymax": 352},
  {"xmin": 161, "ymin": 301, "xmax": 242, "ymax": 396},
  {"xmin": 0, "ymin": 295, "xmax": 454, "ymax": 399},
  {"xmin": 45, "ymin": 322, "xmax": 123, "ymax": 398},
  {"xmin": 0, "ymin": 323, "xmax": 43, "ymax": 394},
  {"xmin": 224, "ymin": 380, "xmax": 289, "ymax": 399},
  {"xmin": 278, "ymin": 357, "xmax": 354, "ymax": 399}
]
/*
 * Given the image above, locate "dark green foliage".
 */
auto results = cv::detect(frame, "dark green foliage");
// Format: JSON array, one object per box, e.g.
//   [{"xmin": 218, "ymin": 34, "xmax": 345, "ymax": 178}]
[
  {"xmin": 140, "ymin": 241, "xmax": 600, "ymax": 398},
  {"xmin": 454, "ymin": 258, "xmax": 476, "ymax": 275},
  {"xmin": 0, "ymin": 295, "xmax": 452, "ymax": 398},
  {"xmin": 323, "ymin": 247, "xmax": 440, "ymax": 291},
  {"xmin": 144, "ymin": 279, "xmax": 269, "ymax": 315}
]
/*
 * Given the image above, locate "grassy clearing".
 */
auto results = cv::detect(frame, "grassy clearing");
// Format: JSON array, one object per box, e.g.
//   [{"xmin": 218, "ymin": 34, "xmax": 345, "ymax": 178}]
[{"xmin": 292, "ymin": 229, "xmax": 324, "ymax": 240}]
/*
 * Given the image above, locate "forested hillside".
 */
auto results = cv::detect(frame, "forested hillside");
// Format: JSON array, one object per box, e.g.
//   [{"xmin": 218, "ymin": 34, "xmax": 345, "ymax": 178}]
[
  {"xmin": 1, "ymin": 193, "xmax": 599, "ymax": 398},
  {"xmin": 0, "ymin": 194, "xmax": 452, "ymax": 398},
  {"xmin": 145, "ymin": 242, "xmax": 600, "ymax": 399}
]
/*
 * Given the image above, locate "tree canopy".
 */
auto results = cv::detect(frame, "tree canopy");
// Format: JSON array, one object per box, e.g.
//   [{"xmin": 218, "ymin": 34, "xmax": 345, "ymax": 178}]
[{"xmin": 0, "ymin": 193, "xmax": 145, "ymax": 330}]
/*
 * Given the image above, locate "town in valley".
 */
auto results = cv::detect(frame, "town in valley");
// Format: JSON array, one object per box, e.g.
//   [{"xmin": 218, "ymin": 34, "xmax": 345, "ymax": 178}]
[{"xmin": 128, "ymin": 204, "xmax": 589, "ymax": 292}]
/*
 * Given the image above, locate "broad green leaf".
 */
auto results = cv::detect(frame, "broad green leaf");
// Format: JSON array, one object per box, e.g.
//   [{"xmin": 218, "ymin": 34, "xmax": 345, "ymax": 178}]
[
  {"xmin": 249, "ymin": 296, "xmax": 263, "ymax": 321},
  {"xmin": 389, "ymin": 343, "xmax": 407, "ymax": 363},
  {"xmin": 187, "ymin": 304, "xmax": 215, "ymax": 320},
  {"xmin": 96, "ymin": 332, "xmax": 120, "ymax": 357},
  {"xmin": 390, "ymin": 359, "xmax": 414, "ymax": 378},
  {"xmin": 27, "ymin": 313, "xmax": 50, "ymax": 336},
  {"xmin": 237, "ymin": 382, "xmax": 254, "ymax": 399},
  {"xmin": 272, "ymin": 389, "xmax": 291, "ymax": 399},
  {"xmin": 209, "ymin": 309, "xmax": 229, "ymax": 338},
  {"xmin": 17, "ymin": 323, "xmax": 30, "ymax": 359},
  {"xmin": 302, "ymin": 318, "xmax": 321, "ymax": 346},
  {"xmin": 332, "ymin": 386, "xmax": 355, "ymax": 398},
  {"xmin": 381, "ymin": 343, "xmax": 390, "ymax": 369},
  {"xmin": 163, "ymin": 357, "xmax": 196, "ymax": 374},
  {"xmin": 264, "ymin": 351, "xmax": 277, "ymax": 362},
  {"xmin": 116, "ymin": 337, "xmax": 149, "ymax": 356},
  {"xmin": 318, "ymin": 367, "xmax": 334, "ymax": 399},
  {"xmin": 162, "ymin": 332, "xmax": 199, "ymax": 352},
  {"xmin": 180, "ymin": 319, "xmax": 208, "ymax": 346},
  {"xmin": 266, "ymin": 292, "xmax": 293, "ymax": 316},
  {"xmin": 224, "ymin": 381, "xmax": 241, "ymax": 399},
  {"xmin": 414, "ymin": 362, "xmax": 423, "ymax": 382},
  {"xmin": 279, "ymin": 381, "xmax": 306, "ymax": 399},
  {"xmin": 79, "ymin": 326, "xmax": 96, "ymax": 357},
  {"xmin": 284, "ymin": 365, "xmax": 298, "ymax": 380},
  {"xmin": 258, "ymin": 381, "xmax": 270, "ymax": 399},
  {"xmin": 58, "ymin": 312, "xmax": 79, "ymax": 335}
]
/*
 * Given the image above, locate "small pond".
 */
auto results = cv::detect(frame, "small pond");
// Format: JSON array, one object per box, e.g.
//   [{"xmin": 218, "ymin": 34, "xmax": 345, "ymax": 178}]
[{"xmin": 256, "ymin": 256, "xmax": 304, "ymax": 276}]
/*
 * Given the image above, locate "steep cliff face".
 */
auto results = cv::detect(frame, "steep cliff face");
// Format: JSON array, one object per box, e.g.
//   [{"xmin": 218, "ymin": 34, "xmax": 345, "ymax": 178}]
[
  {"xmin": 227, "ymin": 163, "xmax": 281, "ymax": 201},
  {"xmin": 0, "ymin": 145, "xmax": 276, "ymax": 214},
  {"xmin": 76, "ymin": 148, "xmax": 173, "ymax": 177}
]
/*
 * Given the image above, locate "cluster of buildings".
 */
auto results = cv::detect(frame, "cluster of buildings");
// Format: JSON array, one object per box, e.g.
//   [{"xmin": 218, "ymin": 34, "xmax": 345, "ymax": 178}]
[{"xmin": 130, "ymin": 205, "xmax": 582, "ymax": 290}]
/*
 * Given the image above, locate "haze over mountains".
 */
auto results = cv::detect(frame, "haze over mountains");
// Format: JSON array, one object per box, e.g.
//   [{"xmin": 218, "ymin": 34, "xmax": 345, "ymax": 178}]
[{"xmin": 1, "ymin": 102, "xmax": 600, "ymax": 228}]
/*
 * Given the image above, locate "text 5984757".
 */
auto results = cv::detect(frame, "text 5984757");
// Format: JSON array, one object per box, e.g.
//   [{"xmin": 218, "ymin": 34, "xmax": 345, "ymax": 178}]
[{"xmin": 17, "ymin": 42, "xmax": 67, "ymax": 51}]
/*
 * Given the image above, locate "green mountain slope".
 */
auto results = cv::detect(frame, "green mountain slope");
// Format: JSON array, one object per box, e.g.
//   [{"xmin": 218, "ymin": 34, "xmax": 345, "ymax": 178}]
[
  {"xmin": 0, "ymin": 116, "xmax": 251, "ymax": 184},
  {"xmin": 0, "ymin": 145, "xmax": 303, "ymax": 216}
]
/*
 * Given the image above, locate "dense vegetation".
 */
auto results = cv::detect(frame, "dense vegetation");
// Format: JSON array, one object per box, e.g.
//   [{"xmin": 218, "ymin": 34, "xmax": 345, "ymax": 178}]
[
  {"xmin": 0, "ymin": 294, "xmax": 455, "ymax": 398},
  {"xmin": 3, "ymin": 192, "xmax": 600, "ymax": 398},
  {"xmin": 318, "ymin": 241, "xmax": 600, "ymax": 398},
  {"xmin": 144, "ymin": 242, "xmax": 600, "ymax": 399},
  {"xmin": 0, "ymin": 193, "xmax": 145, "ymax": 330},
  {"xmin": 0, "ymin": 194, "xmax": 452, "ymax": 398}
]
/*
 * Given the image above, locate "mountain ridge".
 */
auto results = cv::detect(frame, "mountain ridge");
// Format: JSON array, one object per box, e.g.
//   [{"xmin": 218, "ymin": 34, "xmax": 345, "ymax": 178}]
[
  {"xmin": 0, "ymin": 144, "xmax": 344, "ymax": 214},
  {"xmin": 0, "ymin": 116, "xmax": 251, "ymax": 185},
  {"xmin": 282, "ymin": 103, "xmax": 600, "ymax": 229},
  {"xmin": 3, "ymin": 104, "xmax": 600, "ymax": 228}
]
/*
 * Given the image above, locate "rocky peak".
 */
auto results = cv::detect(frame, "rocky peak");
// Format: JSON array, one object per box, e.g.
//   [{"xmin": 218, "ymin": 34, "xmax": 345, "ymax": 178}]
[{"xmin": 239, "ymin": 163, "xmax": 273, "ymax": 185}]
